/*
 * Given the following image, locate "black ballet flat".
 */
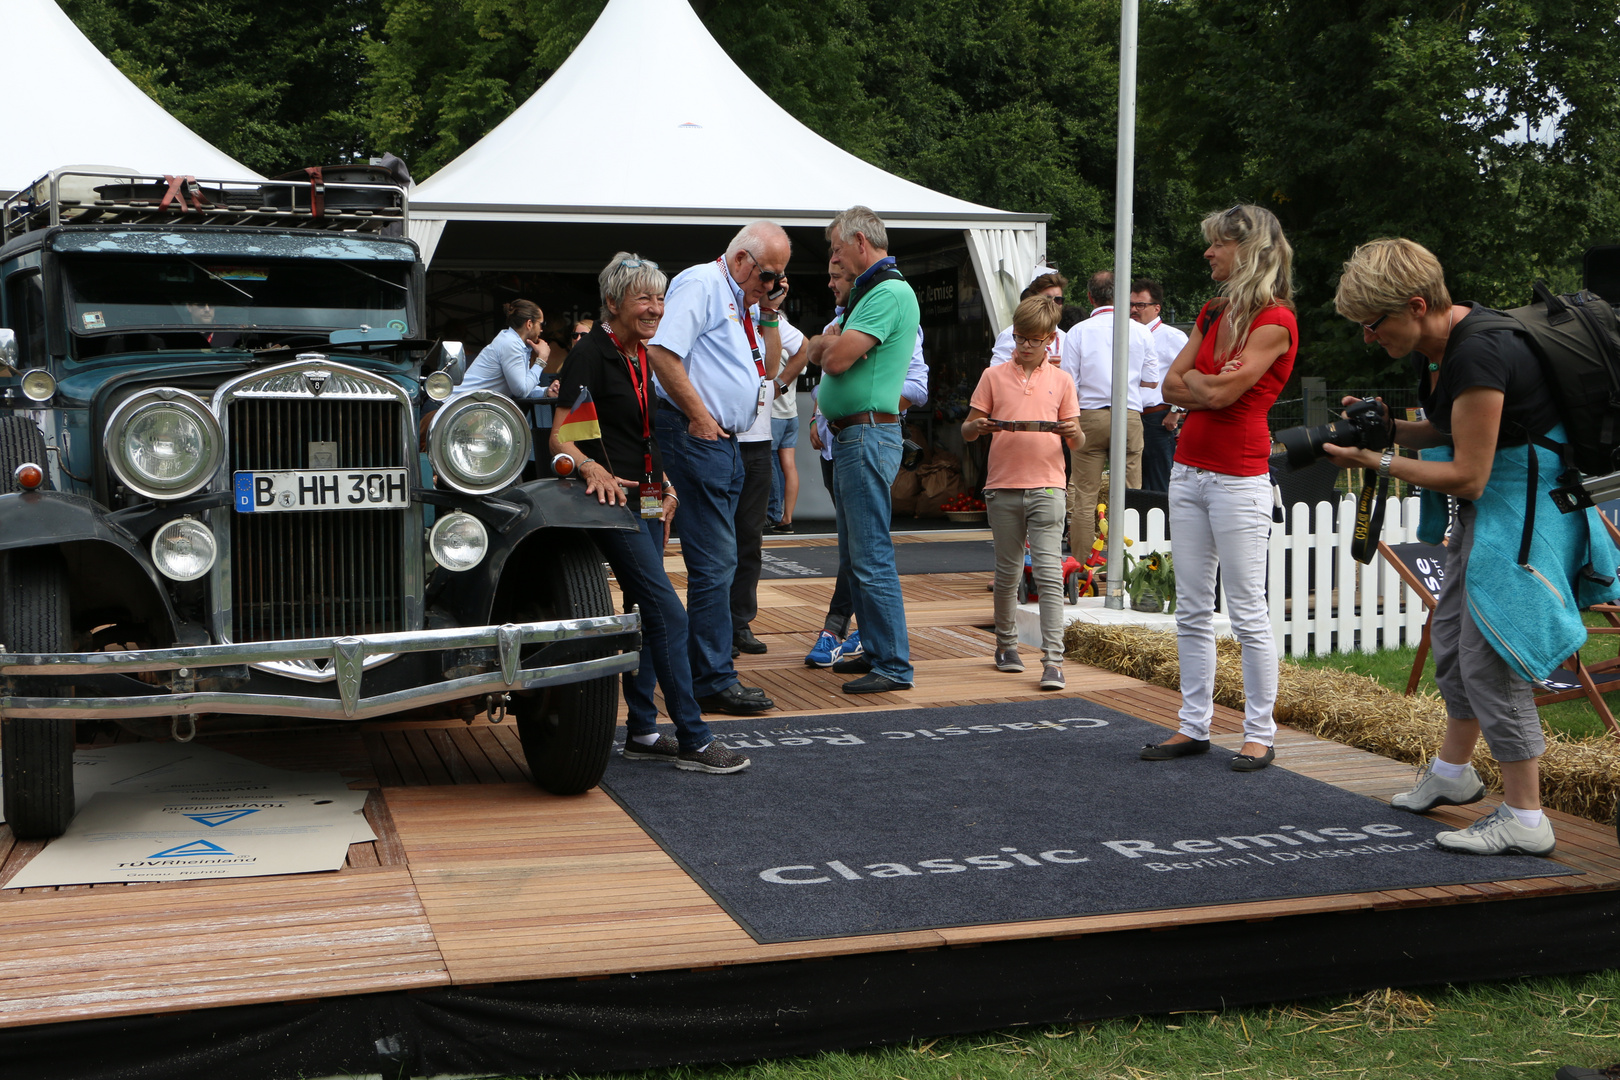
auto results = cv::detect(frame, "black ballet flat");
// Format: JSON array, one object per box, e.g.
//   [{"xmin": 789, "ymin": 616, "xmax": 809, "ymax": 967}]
[
  {"xmin": 1140, "ymin": 738, "xmax": 1210, "ymax": 761},
  {"xmin": 1230, "ymin": 745, "xmax": 1276, "ymax": 772}
]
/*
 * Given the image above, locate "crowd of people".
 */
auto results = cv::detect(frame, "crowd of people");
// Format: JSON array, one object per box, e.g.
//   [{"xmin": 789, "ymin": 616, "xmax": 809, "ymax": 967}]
[{"xmin": 470, "ymin": 201, "xmax": 1608, "ymax": 884}]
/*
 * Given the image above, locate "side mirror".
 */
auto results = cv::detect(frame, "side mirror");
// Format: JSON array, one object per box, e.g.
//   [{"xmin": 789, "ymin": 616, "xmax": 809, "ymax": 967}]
[
  {"xmin": 0, "ymin": 328, "xmax": 17, "ymax": 372},
  {"xmin": 438, "ymin": 340, "xmax": 466, "ymax": 386}
]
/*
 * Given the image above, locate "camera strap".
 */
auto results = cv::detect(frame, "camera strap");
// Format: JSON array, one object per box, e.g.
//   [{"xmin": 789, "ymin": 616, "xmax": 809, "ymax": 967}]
[{"xmin": 1350, "ymin": 468, "xmax": 1388, "ymax": 564}]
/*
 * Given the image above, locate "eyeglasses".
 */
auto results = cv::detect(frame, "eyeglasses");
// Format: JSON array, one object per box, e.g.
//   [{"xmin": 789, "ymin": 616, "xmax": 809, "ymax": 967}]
[
  {"xmin": 572, "ymin": 330, "xmax": 589, "ymax": 340},
  {"xmin": 1012, "ymin": 334, "xmax": 1050, "ymax": 350},
  {"xmin": 742, "ymin": 250, "xmax": 784, "ymax": 287},
  {"xmin": 1129, "ymin": 301, "xmax": 1156, "ymax": 310},
  {"xmin": 1362, "ymin": 312, "xmax": 1390, "ymax": 334},
  {"xmin": 619, "ymin": 257, "xmax": 658, "ymax": 270}
]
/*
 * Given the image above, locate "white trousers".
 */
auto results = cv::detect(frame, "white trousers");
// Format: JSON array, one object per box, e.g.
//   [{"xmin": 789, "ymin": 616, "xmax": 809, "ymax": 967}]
[{"xmin": 1168, "ymin": 462, "xmax": 1278, "ymax": 745}]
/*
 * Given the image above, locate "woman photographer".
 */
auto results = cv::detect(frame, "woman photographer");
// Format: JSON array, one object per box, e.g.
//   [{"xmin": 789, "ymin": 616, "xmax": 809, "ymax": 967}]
[
  {"xmin": 550, "ymin": 253, "xmax": 748, "ymax": 775},
  {"xmin": 1324, "ymin": 238, "xmax": 1617, "ymax": 856},
  {"xmin": 1144, "ymin": 204, "xmax": 1297, "ymax": 772}
]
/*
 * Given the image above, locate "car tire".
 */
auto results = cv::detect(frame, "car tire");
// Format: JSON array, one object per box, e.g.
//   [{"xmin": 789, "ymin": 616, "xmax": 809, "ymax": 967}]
[
  {"xmin": 1, "ymin": 548, "xmax": 75, "ymax": 838},
  {"xmin": 0, "ymin": 417, "xmax": 49, "ymax": 493},
  {"xmin": 513, "ymin": 537, "xmax": 619, "ymax": 796}
]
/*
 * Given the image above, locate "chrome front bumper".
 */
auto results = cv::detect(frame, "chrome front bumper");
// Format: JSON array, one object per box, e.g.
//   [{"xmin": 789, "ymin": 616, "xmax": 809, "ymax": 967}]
[{"xmin": 0, "ymin": 614, "xmax": 640, "ymax": 721}]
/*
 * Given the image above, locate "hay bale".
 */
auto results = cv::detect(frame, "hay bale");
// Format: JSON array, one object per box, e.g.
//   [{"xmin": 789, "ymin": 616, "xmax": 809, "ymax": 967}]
[{"xmin": 1065, "ymin": 624, "xmax": 1620, "ymax": 827}]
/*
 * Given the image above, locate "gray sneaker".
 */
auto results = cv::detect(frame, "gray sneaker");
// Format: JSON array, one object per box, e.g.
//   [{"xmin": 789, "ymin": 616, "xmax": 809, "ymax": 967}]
[
  {"xmin": 622, "ymin": 733, "xmax": 680, "ymax": 760},
  {"xmin": 1390, "ymin": 761, "xmax": 1487, "ymax": 813},
  {"xmin": 675, "ymin": 742, "xmax": 751, "ymax": 774},
  {"xmin": 1039, "ymin": 662, "xmax": 1065, "ymax": 690},
  {"xmin": 1434, "ymin": 804, "xmax": 1555, "ymax": 856},
  {"xmin": 995, "ymin": 646, "xmax": 1025, "ymax": 673}
]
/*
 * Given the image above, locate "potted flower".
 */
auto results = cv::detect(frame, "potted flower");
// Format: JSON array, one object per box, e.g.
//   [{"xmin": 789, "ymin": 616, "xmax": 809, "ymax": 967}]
[{"xmin": 1122, "ymin": 549, "xmax": 1175, "ymax": 613}]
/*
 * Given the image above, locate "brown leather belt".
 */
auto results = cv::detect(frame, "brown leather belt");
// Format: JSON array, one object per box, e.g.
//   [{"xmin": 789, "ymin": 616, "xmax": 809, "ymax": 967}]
[
  {"xmin": 1142, "ymin": 403, "xmax": 1171, "ymax": 414},
  {"xmin": 828, "ymin": 410, "xmax": 900, "ymax": 433}
]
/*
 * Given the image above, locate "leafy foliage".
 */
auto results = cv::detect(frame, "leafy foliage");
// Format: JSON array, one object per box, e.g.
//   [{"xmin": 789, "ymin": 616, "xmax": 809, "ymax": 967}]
[{"xmin": 58, "ymin": 0, "xmax": 387, "ymax": 177}]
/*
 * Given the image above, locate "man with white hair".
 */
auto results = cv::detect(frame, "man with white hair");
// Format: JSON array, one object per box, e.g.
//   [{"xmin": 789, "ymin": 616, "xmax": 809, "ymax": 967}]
[
  {"xmin": 647, "ymin": 222, "xmax": 790, "ymax": 715},
  {"xmin": 808, "ymin": 206, "xmax": 919, "ymax": 695}
]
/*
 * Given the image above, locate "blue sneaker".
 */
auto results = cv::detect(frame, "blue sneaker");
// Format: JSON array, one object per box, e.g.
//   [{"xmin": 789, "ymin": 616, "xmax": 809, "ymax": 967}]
[
  {"xmin": 805, "ymin": 631, "xmax": 840, "ymax": 668},
  {"xmin": 839, "ymin": 629, "xmax": 863, "ymax": 661}
]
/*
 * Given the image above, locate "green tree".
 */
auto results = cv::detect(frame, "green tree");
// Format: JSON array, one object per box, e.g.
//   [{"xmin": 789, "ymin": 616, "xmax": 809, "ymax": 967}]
[
  {"xmin": 57, "ymin": 0, "xmax": 387, "ymax": 177},
  {"xmin": 1141, "ymin": 0, "xmax": 1620, "ymax": 384}
]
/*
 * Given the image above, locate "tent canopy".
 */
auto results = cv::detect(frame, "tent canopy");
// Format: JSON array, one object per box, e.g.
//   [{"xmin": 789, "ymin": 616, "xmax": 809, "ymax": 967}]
[
  {"xmin": 409, "ymin": 0, "xmax": 1045, "ymax": 329},
  {"xmin": 1, "ymin": 0, "xmax": 259, "ymax": 196}
]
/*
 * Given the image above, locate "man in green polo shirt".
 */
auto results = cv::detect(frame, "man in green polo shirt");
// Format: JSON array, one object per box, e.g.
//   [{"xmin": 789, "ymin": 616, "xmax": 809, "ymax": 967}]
[{"xmin": 809, "ymin": 205, "xmax": 920, "ymax": 694}]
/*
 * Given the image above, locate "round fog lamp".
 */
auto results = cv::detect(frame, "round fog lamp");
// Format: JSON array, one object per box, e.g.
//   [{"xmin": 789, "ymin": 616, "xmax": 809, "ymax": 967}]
[
  {"xmin": 429, "ymin": 511, "xmax": 488, "ymax": 572},
  {"xmin": 151, "ymin": 517, "xmax": 217, "ymax": 581},
  {"xmin": 20, "ymin": 369, "xmax": 56, "ymax": 402},
  {"xmin": 424, "ymin": 370, "xmax": 454, "ymax": 401}
]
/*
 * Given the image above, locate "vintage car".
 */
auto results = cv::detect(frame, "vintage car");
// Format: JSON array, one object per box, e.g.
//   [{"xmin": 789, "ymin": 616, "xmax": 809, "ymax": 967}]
[{"xmin": 0, "ymin": 167, "xmax": 641, "ymax": 838}]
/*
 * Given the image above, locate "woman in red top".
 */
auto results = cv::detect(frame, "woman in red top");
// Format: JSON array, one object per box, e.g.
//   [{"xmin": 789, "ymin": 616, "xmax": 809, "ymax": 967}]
[{"xmin": 1143, "ymin": 204, "xmax": 1298, "ymax": 771}]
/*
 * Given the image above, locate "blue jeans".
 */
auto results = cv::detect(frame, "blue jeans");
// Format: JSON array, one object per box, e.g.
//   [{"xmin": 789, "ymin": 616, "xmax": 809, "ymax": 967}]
[
  {"xmin": 832, "ymin": 421, "xmax": 912, "ymax": 683},
  {"xmin": 591, "ymin": 515, "xmax": 713, "ymax": 752},
  {"xmin": 655, "ymin": 407, "xmax": 745, "ymax": 697},
  {"xmin": 768, "ymin": 415, "xmax": 797, "ymax": 522}
]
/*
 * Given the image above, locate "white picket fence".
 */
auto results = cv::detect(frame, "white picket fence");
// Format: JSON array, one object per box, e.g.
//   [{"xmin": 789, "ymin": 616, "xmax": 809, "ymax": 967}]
[{"xmin": 1119, "ymin": 494, "xmax": 1426, "ymax": 657}]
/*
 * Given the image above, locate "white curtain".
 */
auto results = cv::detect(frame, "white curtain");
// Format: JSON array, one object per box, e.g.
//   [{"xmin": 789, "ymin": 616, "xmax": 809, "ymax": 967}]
[
  {"xmin": 965, "ymin": 226, "xmax": 1042, "ymax": 334},
  {"xmin": 407, "ymin": 216, "xmax": 448, "ymax": 268}
]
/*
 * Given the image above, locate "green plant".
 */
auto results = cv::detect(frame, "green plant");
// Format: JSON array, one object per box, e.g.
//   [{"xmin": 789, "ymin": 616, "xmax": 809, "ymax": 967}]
[{"xmin": 1121, "ymin": 549, "xmax": 1175, "ymax": 612}]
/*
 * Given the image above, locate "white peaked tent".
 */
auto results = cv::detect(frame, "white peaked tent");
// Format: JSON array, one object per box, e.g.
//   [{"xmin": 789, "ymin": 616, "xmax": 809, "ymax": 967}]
[
  {"xmin": 1, "ymin": 0, "xmax": 258, "ymax": 196},
  {"xmin": 409, "ymin": 0, "xmax": 1046, "ymax": 331}
]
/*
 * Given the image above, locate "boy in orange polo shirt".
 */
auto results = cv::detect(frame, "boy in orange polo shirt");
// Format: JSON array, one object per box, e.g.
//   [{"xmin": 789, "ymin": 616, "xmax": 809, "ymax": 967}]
[{"xmin": 963, "ymin": 296, "xmax": 1083, "ymax": 690}]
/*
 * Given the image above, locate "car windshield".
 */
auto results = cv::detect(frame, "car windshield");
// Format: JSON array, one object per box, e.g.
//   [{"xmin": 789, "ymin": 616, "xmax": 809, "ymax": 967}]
[{"xmin": 62, "ymin": 254, "xmax": 411, "ymax": 342}]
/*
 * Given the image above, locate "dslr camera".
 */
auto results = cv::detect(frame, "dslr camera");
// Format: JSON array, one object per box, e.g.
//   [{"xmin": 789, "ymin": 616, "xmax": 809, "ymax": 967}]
[{"xmin": 1275, "ymin": 397, "xmax": 1393, "ymax": 470}]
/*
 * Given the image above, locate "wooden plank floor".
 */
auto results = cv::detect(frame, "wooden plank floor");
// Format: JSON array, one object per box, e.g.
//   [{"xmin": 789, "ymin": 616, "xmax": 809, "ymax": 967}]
[{"xmin": 1, "ymin": 553, "xmax": 1616, "ymax": 1028}]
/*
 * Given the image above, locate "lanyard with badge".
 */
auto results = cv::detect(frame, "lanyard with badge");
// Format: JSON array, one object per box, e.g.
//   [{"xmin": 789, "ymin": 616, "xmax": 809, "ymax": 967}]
[
  {"xmin": 603, "ymin": 324, "xmax": 664, "ymax": 519},
  {"xmin": 718, "ymin": 256, "xmax": 772, "ymax": 415}
]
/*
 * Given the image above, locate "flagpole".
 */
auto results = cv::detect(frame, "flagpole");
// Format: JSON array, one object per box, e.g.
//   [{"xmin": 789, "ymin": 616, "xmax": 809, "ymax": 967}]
[{"xmin": 1105, "ymin": 0, "xmax": 1139, "ymax": 610}]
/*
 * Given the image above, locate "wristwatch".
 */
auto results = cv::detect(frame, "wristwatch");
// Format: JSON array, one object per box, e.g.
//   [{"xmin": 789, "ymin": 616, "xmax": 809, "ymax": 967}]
[{"xmin": 1376, "ymin": 447, "xmax": 1396, "ymax": 479}]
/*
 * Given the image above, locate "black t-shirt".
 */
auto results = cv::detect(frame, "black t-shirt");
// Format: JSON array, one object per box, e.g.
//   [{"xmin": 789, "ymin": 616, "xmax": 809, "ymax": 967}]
[
  {"xmin": 555, "ymin": 324, "xmax": 664, "ymax": 482},
  {"xmin": 1419, "ymin": 303, "xmax": 1560, "ymax": 447}
]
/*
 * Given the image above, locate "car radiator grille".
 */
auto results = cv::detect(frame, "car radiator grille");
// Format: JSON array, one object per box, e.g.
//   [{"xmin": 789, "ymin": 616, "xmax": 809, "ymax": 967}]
[{"xmin": 228, "ymin": 397, "xmax": 409, "ymax": 642}]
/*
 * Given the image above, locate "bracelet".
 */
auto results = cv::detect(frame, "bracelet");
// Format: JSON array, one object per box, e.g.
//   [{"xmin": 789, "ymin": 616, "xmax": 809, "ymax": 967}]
[
  {"xmin": 1376, "ymin": 447, "xmax": 1396, "ymax": 479},
  {"xmin": 759, "ymin": 319, "xmax": 780, "ymax": 328}
]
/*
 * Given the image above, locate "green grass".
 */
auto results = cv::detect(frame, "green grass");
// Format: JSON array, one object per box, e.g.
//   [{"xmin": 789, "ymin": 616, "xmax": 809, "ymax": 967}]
[
  {"xmin": 462, "ymin": 970, "xmax": 1620, "ymax": 1080},
  {"xmin": 1289, "ymin": 617, "xmax": 1620, "ymax": 741}
]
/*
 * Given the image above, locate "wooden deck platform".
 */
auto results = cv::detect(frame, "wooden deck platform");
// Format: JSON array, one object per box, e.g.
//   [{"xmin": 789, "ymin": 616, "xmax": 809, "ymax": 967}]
[{"xmin": 1, "ymin": 539, "xmax": 1617, "ymax": 1075}]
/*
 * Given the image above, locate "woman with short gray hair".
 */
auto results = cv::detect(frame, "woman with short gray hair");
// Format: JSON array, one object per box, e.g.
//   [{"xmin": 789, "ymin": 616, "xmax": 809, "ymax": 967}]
[{"xmin": 550, "ymin": 252, "xmax": 749, "ymax": 775}]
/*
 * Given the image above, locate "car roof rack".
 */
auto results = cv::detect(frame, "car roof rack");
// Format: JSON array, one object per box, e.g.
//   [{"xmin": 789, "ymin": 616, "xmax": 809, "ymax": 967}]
[{"xmin": 3, "ymin": 166, "xmax": 408, "ymax": 244}]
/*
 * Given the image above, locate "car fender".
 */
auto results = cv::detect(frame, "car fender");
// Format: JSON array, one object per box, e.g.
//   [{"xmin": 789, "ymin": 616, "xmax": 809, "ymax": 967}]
[{"xmin": 0, "ymin": 489, "xmax": 183, "ymax": 640}]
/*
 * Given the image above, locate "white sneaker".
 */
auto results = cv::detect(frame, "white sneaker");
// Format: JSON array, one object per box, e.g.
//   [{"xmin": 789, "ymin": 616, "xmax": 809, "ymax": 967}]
[
  {"xmin": 1390, "ymin": 761, "xmax": 1487, "ymax": 813},
  {"xmin": 1434, "ymin": 804, "xmax": 1555, "ymax": 857}
]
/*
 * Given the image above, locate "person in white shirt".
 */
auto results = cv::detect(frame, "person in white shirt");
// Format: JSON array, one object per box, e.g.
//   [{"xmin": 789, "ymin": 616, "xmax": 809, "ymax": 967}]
[
  {"xmin": 988, "ymin": 272, "xmax": 1071, "ymax": 375},
  {"xmin": 1058, "ymin": 270, "xmax": 1159, "ymax": 559},
  {"xmin": 458, "ymin": 299, "xmax": 550, "ymax": 399},
  {"xmin": 1130, "ymin": 278, "xmax": 1190, "ymax": 493},
  {"xmin": 647, "ymin": 221, "xmax": 790, "ymax": 715}
]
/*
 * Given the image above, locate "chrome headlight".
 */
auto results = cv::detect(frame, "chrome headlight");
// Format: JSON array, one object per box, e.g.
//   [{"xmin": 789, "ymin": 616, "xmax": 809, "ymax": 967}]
[
  {"xmin": 427, "ymin": 393, "xmax": 529, "ymax": 495},
  {"xmin": 429, "ymin": 511, "xmax": 488, "ymax": 572},
  {"xmin": 105, "ymin": 389, "xmax": 222, "ymax": 500},
  {"xmin": 151, "ymin": 517, "xmax": 217, "ymax": 581},
  {"xmin": 20, "ymin": 369, "xmax": 56, "ymax": 402}
]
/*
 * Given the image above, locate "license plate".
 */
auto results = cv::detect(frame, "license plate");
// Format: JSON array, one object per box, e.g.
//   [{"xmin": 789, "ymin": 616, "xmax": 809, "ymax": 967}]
[{"xmin": 233, "ymin": 470, "xmax": 410, "ymax": 512}]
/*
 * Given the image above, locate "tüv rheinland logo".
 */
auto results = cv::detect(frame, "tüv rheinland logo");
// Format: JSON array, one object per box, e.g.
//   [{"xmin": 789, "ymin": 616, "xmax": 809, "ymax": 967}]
[
  {"xmin": 118, "ymin": 839, "xmax": 257, "ymax": 868},
  {"xmin": 182, "ymin": 809, "xmax": 261, "ymax": 828}
]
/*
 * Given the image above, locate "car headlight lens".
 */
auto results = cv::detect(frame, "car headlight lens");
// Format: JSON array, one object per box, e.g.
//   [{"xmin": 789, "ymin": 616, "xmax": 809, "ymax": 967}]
[
  {"xmin": 429, "ymin": 511, "xmax": 488, "ymax": 572},
  {"xmin": 428, "ymin": 393, "xmax": 529, "ymax": 495},
  {"xmin": 105, "ymin": 390, "xmax": 221, "ymax": 499},
  {"xmin": 20, "ymin": 369, "xmax": 56, "ymax": 402},
  {"xmin": 423, "ymin": 370, "xmax": 454, "ymax": 401},
  {"xmin": 151, "ymin": 517, "xmax": 217, "ymax": 581}
]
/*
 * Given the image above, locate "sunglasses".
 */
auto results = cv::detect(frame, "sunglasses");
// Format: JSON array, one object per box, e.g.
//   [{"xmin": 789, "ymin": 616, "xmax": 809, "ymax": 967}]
[
  {"xmin": 572, "ymin": 330, "xmax": 589, "ymax": 340},
  {"xmin": 619, "ymin": 257, "xmax": 658, "ymax": 270},
  {"xmin": 743, "ymin": 250, "xmax": 784, "ymax": 287}
]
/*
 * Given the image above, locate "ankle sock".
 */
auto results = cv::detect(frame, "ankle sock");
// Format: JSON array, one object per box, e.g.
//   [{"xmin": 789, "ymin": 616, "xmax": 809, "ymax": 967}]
[
  {"xmin": 1506, "ymin": 804, "xmax": 1544, "ymax": 829},
  {"xmin": 1430, "ymin": 757, "xmax": 1468, "ymax": 779},
  {"xmin": 631, "ymin": 733, "xmax": 661, "ymax": 746}
]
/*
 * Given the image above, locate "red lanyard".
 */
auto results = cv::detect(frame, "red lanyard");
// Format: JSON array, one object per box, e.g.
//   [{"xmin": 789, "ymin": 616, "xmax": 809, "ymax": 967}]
[
  {"xmin": 719, "ymin": 257, "xmax": 768, "ymax": 376},
  {"xmin": 602, "ymin": 324, "xmax": 655, "ymax": 481}
]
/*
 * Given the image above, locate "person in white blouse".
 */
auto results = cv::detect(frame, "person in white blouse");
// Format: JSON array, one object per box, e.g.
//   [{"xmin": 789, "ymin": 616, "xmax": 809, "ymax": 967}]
[{"xmin": 457, "ymin": 299, "xmax": 550, "ymax": 399}]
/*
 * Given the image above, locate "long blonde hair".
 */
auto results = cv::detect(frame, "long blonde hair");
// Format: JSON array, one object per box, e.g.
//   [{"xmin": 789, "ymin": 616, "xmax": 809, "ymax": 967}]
[{"xmin": 1201, "ymin": 204, "xmax": 1294, "ymax": 354}]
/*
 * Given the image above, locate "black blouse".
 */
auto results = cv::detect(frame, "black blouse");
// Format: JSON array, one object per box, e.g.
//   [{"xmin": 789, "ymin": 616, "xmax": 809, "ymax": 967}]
[{"xmin": 555, "ymin": 324, "xmax": 665, "ymax": 481}]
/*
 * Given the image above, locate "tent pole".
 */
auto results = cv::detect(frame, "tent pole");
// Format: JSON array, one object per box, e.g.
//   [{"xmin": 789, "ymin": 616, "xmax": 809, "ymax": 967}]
[{"xmin": 1105, "ymin": 0, "xmax": 1139, "ymax": 611}]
